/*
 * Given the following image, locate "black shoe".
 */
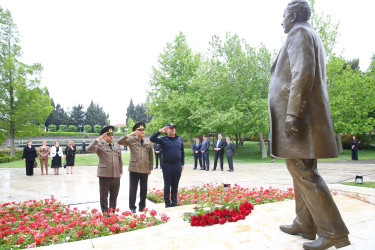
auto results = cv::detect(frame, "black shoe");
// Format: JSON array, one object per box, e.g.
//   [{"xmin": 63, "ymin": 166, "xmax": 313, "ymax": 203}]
[
  {"xmin": 139, "ymin": 208, "xmax": 145, "ymax": 212},
  {"xmin": 130, "ymin": 209, "xmax": 136, "ymax": 214},
  {"xmin": 221, "ymin": 169, "xmax": 224, "ymax": 171},
  {"xmin": 303, "ymin": 236, "xmax": 350, "ymax": 250},
  {"xmin": 193, "ymin": 168, "xmax": 197, "ymax": 170},
  {"xmin": 206, "ymin": 169, "xmax": 209, "ymax": 171},
  {"xmin": 212, "ymin": 169, "xmax": 216, "ymax": 171},
  {"xmin": 154, "ymin": 167, "xmax": 158, "ymax": 169},
  {"xmin": 165, "ymin": 204, "xmax": 171, "ymax": 208},
  {"xmin": 201, "ymin": 168, "xmax": 205, "ymax": 170}
]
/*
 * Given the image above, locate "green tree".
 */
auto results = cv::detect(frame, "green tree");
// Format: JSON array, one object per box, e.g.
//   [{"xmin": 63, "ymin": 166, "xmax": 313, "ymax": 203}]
[
  {"xmin": 328, "ymin": 56, "xmax": 375, "ymax": 137},
  {"xmin": 126, "ymin": 99, "xmax": 136, "ymax": 124},
  {"xmin": 127, "ymin": 118, "xmax": 135, "ymax": 133},
  {"xmin": 147, "ymin": 32, "xmax": 202, "ymax": 140},
  {"xmin": 0, "ymin": 7, "xmax": 53, "ymax": 155},
  {"xmin": 70, "ymin": 104, "xmax": 85, "ymax": 127},
  {"xmin": 85, "ymin": 100, "xmax": 108, "ymax": 128},
  {"xmin": 201, "ymin": 33, "xmax": 273, "ymax": 157}
]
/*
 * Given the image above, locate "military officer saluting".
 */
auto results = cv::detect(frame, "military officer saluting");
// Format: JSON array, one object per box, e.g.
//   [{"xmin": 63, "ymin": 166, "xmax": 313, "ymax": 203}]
[
  {"xmin": 87, "ymin": 125, "xmax": 123, "ymax": 215},
  {"xmin": 118, "ymin": 122, "xmax": 153, "ymax": 213}
]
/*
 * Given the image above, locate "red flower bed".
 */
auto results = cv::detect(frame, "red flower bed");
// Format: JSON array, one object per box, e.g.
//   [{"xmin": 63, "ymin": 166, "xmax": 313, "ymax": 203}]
[{"xmin": 0, "ymin": 196, "xmax": 169, "ymax": 249}]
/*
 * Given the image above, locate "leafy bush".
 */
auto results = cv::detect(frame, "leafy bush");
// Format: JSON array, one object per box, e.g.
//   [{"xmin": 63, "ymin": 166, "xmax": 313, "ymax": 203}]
[
  {"xmin": 84, "ymin": 125, "xmax": 92, "ymax": 133},
  {"xmin": 48, "ymin": 124, "xmax": 57, "ymax": 132},
  {"xmin": 94, "ymin": 125, "xmax": 102, "ymax": 133},
  {"xmin": 0, "ymin": 151, "xmax": 23, "ymax": 163},
  {"xmin": 69, "ymin": 125, "xmax": 77, "ymax": 132},
  {"xmin": 59, "ymin": 125, "xmax": 68, "ymax": 132},
  {"xmin": 39, "ymin": 124, "xmax": 45, "ymax": 131}
]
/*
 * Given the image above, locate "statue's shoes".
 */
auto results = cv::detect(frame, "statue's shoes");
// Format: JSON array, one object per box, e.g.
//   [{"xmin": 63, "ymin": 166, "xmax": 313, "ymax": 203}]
[
  {"xmin": 280, "ymin": 224, "xmax": 316, "ymax": 240},
  {"xmin": 303, "ymin": 236, "xmax": 350, "ymax": 250}
]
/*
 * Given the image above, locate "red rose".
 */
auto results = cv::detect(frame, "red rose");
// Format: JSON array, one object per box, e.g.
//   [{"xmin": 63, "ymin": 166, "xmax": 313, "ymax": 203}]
[
  {"xmin": 191, "ymin": 215, "xmax": 198, "ymax": 222},
  {"xmin": 219, "ymin": 218, "xmax": 226, "ymax": 224},
  {"xmin": 194, "ymin": 221, "xmax": 200, "ymax": 226},
  {"xmin": 198, "ymin": 214, "xmax": 203, "ymax": 221},
  {"xmin": 208, "ymin": 217, "xmax": 215, "ymax": 225},
  {"xmin": 200, "ymin": 220, "xmax": 207, "ymax": 226},
  {"xmin": 228, "ymin": 217, "xmax": 233, "ymax": 222}
]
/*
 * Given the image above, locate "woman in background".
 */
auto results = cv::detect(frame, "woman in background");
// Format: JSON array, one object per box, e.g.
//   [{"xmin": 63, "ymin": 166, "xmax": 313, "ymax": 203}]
[
  {"xmin": 22, "ymin": 139, "xmax": 37, "ymax": 176},
  {"xmin": 51, "ymin": 141, "xmax": 63, "ymax": 175},
  {"xmin": 65, "ymin": 141, "xmax": 76, "ymax": 174},
  {"xmin": 350, "ymin": 135, "xmax": 359, "ymax": 161},
  {"xmin": 39, "ymin": 140, "xmax": 50, "ymax": 175}
]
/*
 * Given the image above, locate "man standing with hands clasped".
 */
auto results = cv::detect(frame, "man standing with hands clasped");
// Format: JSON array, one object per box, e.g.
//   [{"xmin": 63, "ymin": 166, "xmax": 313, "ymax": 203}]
[
  {"xmin": 118, "ymin": 122, "xmax": 153, "ymax": 213},
  {"xmin": 150, "ymin": 123, "xmax": 184, "ymax": 208},
  {"xmin": 87, "ymin": 125, "xmax": 123, "ymax": 215},
  {"xmin": 201, "ymin": 135, "xmax": 210, "ymax": 171},
  {"xmin": 213, "ymin": 134, "xmax": 226, "ymax": 171}
]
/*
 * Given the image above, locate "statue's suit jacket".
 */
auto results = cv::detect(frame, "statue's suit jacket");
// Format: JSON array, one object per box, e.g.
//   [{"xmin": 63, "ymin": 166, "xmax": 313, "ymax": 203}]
[{"xmin": 268, "ymin": 22, "xmax": 338, "ymax": 159}]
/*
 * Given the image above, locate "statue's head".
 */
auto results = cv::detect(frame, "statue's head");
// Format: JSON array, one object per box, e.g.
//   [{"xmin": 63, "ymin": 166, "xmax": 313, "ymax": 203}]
[{"xmin": 282, "ymin": 0, "xmax": 311, "ymax": 34}]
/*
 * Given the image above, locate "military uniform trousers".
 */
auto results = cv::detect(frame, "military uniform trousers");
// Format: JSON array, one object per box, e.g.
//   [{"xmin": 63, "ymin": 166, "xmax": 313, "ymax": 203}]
[
  {"xmin": 213, "ymin": 151, "xmax": 224, "ymax": 170},
  {"xmin": 155, "ymin": 152, "xmax": 162, "ymax": 169},
  {"xmin": 202, "ymin": 152, "xmax": 209, "ymax": 170},
  {"xmin": 129, "ymin": 171, "xmax": 149, "ymax": 211},
  {"xmin": 286, "ymin": 159, "xmax": 349, "ymax": 238},
  {"xmin": 162, "ymin": 163, "xmax": 182, "ymax": 207},
  {"xmin": 99, "ymin": 177, "xmax": 120, "ymax": 213}
]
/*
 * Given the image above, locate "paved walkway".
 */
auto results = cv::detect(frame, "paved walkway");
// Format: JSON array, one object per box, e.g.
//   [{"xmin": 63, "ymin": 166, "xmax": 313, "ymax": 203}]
[{"xmin": 1, "ymin": 160, "xmax": 375, "ymax": 249}]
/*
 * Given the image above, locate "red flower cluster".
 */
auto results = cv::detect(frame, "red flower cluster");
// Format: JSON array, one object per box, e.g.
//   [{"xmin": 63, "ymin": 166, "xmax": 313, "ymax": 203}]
[
  {"xmin": 0, "ymin": 196, "xmax": 169, "ymax": 249},
  {"xmin": 190, "ymin": 201, "xmax": 254, "ymax": 227}
]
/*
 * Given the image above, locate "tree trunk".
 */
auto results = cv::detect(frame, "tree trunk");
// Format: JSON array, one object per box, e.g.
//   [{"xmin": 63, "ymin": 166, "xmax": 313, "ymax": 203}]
[
  {"xmin": 259, "ymin": 132, "xmax": 267, "ymax": 159},
  {"xmin": 336, "ymin": 133, "xmax": 343, "ymax": 154},
  {"xmin": 235, "ymin": 133, "xmax": 238, "ymax": 148},
  {"xmin": 239, "ymin": 134, "xmax": 242, "ymax": 146}
]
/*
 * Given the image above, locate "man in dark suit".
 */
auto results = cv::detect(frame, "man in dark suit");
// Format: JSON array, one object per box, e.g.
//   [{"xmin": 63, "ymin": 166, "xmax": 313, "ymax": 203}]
[
  {"xmin": 268, "ymin": 1, "xmax": 350, "ymax": 249},
  {"xmin": 154, "ymin": 143, "xmax": 163, "ymax": 169},
  {"xmin": 213, "ymin": 134, "xmax": 226, "ymax": 171},
  {"xmin": 192, "ymin": 137, "xmax": 202, "ymax": 170},
  {"xmin": 200, "ymin": 135, "xmax": 210, "ymax": 171},
  {"xmin": 226, "ymin": 137, "xmax": 235, "ymax": 172}
]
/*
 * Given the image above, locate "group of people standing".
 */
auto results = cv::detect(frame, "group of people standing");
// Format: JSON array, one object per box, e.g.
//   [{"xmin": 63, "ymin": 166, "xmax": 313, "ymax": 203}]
[
  {"xmin": 89, "ymin": 122, "xmax": 185, "ymax": 215},
  {"xmin": 192, "ymin": 134, "xmax": 236, "ymax": 172},
  {"xmin": 22, "ymin": 140, "xmax": 76, "ymax": 176}
]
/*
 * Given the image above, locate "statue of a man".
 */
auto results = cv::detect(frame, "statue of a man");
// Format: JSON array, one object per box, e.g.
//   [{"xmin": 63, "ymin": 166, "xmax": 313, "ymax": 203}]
[{"xmin": 268, "ymin": 0, "xmax": 350, "ymax": 249}]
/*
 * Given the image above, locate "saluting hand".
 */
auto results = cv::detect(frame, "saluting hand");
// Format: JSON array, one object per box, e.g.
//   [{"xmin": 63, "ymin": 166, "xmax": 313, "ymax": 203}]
[
  {"xmin": 159, "ymin": 127, "xmax": 168, "ymax": 133},
  {"xmin": 128, "ymin": 131, "xmax": 137, "ymax": 137}
]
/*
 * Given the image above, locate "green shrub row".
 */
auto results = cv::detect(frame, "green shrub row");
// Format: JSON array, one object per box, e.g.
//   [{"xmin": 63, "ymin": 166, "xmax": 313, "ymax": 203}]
[{"xmin": 0, "ymin": 152, "xmax": 23, "ymax": 163}]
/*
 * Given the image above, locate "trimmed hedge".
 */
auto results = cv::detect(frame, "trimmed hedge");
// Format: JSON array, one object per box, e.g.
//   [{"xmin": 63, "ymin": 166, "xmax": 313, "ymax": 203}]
[
  {"xmin": 39, "ymin": 132, "xmax": 126, "ymax": 137},
  {"xmin": 0, "ymin": 151, "xmax": 23, "ymax": 163}
]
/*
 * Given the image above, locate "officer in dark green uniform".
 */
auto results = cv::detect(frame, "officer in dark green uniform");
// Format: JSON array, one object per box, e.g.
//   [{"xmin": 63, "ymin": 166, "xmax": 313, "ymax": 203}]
[{"xmin": 150, "ymin": 122, "xmax": 184, "ymax": 207}]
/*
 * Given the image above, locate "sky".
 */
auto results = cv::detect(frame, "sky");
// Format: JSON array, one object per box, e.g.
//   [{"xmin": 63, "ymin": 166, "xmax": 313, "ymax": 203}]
[{"xmin": 1, "ymin": 0, "xmax": 375, "ymax": 125}]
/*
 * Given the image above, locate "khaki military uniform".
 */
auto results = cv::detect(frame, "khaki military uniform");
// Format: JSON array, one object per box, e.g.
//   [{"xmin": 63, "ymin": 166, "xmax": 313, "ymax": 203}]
[
  {"xmin": 87, "ymin": 139, "xmax": 123, "ymax": 213},
  {"xmin": 118, "ymin": 135, "xmax": 153, "ymax": 211}
]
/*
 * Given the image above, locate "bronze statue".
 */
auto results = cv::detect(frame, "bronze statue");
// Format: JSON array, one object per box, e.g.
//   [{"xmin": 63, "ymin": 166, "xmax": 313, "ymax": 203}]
[{"xmin": 268, "ymin": 1, "xmax": 350, "ymax": 249}]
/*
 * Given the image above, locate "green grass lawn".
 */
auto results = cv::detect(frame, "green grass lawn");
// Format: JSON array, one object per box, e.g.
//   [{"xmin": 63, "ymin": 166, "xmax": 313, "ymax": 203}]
[
  {"xmin": 341, "ymin": 182, "xmax": 375, "ymax": 189},
  {"xmin": 1, "ymin": 141, "xmax": 374, "ymax": 168}
]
